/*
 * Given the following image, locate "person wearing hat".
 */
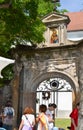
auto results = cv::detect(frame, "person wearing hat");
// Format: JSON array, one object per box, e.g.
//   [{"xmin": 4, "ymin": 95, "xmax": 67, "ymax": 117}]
[{"xmin": 46, "ymin": 103, "xmax": 57, "ymax": 130}]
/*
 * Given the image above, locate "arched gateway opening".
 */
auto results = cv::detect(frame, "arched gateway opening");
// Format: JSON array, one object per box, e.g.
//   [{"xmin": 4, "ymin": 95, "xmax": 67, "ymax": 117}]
[
  {"xmin": 33, "ymin": 71, "xmax": 78, "ymax": 127},
  {"xmin": 36, "ymin": 72, "xmax": 78, "ymax": 119}
]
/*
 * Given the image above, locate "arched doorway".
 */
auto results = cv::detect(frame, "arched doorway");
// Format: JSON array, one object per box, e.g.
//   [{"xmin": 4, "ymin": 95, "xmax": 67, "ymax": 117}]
[
  {"xmin": 35, "ymin": 72, "xmax": 79, "ymax": 118},
  {"xmin": 36, "ymin": 77, "xmax": 72, "ymax": 118}
]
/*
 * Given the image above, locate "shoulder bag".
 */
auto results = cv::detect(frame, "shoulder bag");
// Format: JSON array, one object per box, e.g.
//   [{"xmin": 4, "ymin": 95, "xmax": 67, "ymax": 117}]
[{"xmin": 25, "ymin": 115, "xmax": 35, "ymax": 130}]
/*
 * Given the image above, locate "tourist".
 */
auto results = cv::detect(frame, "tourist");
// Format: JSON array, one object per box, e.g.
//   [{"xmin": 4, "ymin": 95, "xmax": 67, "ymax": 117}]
[
  {"xmin": 18, "ymin": 106, "xmax": 35, "ymax": 130},
  {"xmin": 2, "ymin": 100, "xmax": 15, "ymax": 130},
  {"xmin": 69, "ymin": 102, "xmax": 80, "ymax": 130},
  {"xmin": 46, "ymin": 103, "xmax": 57, "ymax": 130},
  {"xmin": 36, "ymin": 104, "xmax": 49, "ymax": 130}
]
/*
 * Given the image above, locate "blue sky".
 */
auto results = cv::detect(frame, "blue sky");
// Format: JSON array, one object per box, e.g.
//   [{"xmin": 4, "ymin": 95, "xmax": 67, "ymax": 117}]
[{"xmin": 58, "ymin": 0, "xmax": 83, "ymax": 12}]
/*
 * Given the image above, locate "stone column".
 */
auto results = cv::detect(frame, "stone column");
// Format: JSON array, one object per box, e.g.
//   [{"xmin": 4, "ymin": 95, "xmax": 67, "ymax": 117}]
[
  {"xmin": 23, "ymin": 92, "xmax": 36, "ymax": 112},
  {"xmin": 78, "ymin": 47, "xmax": 83, "ymax": 130},
  {"xmin": 60, "ymin": 24, "xmax": 65, "ymax": 44},
  {"xmin": 20, "ymin": 64, "xmax": 37, "ymax": 116}
]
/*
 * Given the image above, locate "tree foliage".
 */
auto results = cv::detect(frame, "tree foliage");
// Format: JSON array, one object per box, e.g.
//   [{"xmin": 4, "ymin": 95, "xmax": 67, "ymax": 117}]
[
  {"xmin": 0, "ymin": 0, "xmax": 53, "ymax": 53},
  {"xmin": 0, "ymin": 0, "xmax": 45, "ymax": 56},
  {"xmin": 0, "ymin": 0, "xmax": 68, "ymax": 81},
  {"xmin": 0, "ymin": 0, "xmax": 68, "ymax": 55}
]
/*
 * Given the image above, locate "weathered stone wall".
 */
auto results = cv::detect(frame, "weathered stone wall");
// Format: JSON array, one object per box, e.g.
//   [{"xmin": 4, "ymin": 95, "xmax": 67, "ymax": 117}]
[{"xmin": 77, "ymin": 43, "xmax": 83, "ymax": 130}]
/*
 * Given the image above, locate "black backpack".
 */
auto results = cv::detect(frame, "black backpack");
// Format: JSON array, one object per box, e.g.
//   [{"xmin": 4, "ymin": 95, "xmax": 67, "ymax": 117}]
[{"xmin": 7, "ymin": 108, "xmax": 13, "ymax": 118}]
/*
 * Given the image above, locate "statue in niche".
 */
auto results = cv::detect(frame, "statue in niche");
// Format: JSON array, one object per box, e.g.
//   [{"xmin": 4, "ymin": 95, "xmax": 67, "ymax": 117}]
[{"xmin": 50, "ymin": 29, "xmax": 59, "ymax": 43}]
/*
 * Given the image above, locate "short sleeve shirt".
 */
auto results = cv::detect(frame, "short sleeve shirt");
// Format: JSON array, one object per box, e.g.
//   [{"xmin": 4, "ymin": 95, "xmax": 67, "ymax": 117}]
[
  {"xmin": 22, "ymin": 114, "xmax": 35, "ymax": 127},
  {"xmin": 3, "ymin": 107, "xmax": 15, "ymax": 125},
  {"xmin": 46, "ymin": 109, "xmax": 53, "ymax": 119}
]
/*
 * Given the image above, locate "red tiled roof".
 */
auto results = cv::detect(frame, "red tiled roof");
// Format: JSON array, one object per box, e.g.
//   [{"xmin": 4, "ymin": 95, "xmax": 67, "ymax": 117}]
[{"xmin": 66, "ymin": 12, "xmax": 83, "ymax": 31}]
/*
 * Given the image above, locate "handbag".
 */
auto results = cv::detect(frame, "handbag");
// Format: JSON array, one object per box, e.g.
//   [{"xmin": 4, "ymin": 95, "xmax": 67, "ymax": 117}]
[{"xmin": 25, "ymin": 115, "xmax": 35, "ymax": 130}]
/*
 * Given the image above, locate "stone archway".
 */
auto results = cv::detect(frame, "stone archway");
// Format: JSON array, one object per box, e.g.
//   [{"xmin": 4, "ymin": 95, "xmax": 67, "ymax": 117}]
[
  {"xmin": 11, "ymin": 11, "xmax": 83, "ymax": 130},
  {"xmin": 11, "ymin": 40, "xmax": 83, "ymax": 130},
  {"xmin": 31, "ymin": 71, "xmax": 79, "ymax": 115},
  {"xmin": 35, "ymin": 71, "xmax": 79, "ymax": 119}
]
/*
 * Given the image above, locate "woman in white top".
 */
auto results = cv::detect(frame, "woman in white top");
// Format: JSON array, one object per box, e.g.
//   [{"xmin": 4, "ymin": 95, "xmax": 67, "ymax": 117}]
[{"xmin": 19, "ymin": 107, "xmax": 35, "ymax": 130}]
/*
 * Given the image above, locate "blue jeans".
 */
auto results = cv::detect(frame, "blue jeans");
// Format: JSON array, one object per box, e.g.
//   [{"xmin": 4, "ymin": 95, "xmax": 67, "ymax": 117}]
[{"xmin": 3, "ymin": 124, "xmax": 12, "ymax": 130}]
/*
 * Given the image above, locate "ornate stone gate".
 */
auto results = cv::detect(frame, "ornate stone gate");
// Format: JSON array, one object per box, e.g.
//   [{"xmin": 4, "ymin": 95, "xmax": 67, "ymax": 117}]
[{"xmin": 11, "ymin": 12, "xmax": 83, "ymax": 130}]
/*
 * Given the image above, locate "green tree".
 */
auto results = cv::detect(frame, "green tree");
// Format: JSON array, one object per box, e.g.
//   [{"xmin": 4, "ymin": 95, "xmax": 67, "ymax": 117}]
[
  {"xmin": 0, "ymin": 0, "xmax": 53, "ymax": 56},
  {"xmin": 0, "ymin": 0, "xmax": 68, "ymax": 81},
  {"xmin": 0, "ymin": 0, "xmax": 68, "ymax": 55}
]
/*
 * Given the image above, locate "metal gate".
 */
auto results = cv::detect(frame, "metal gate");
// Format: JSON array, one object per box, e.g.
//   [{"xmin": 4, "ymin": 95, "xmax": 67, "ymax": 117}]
[{"xmin": 36, "ymin": 77, "xmax": 72, "ymax": 118}]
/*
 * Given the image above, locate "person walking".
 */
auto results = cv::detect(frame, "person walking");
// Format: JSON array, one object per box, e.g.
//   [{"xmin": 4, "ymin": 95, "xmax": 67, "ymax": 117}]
[
  {"xmin": 2, "ymin": 100, "xmax": 15, "ymax": 130},
  {"xmin": 36, "ymin": 104, "xmax": 49, "ymax": 130},
  {"xmin": 69, "ymin": 102, "xmax": 80, "ymax": 130},
  {"xmin": 46, "ymin": 103, "xmax": 57, "ymax": 130},
  {"xmin": 18, "ymin": 106, "xmax": 35, "ymax": 130}
]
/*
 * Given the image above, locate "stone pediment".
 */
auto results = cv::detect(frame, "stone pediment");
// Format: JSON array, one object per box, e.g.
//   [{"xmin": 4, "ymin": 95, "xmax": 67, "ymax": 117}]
[{"xmin": 42, "ymin": 12, "xmax": 70, "ymax": 24}]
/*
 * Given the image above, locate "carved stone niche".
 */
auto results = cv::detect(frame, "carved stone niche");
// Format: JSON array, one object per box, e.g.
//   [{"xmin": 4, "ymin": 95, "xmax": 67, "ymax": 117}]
[{"xmin": 41, "ymin": 12, "xmax": 70, "ymax": 47}]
